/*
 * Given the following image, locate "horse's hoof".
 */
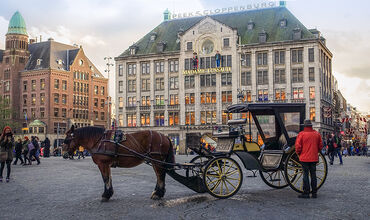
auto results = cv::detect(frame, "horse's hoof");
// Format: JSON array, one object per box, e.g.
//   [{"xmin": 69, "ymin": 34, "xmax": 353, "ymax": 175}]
[
  {"xmin": 151, "ymin": 192, "xmax": 162, "ymax": 200},
  {"xmin": 101, "ymin": 197, "xmax": 109, "ymax": 202}
]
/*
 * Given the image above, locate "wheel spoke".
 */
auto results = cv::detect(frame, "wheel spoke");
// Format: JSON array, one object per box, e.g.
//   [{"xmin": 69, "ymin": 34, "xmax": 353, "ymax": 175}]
[
  {"xmin": 211, "ymin": 180, "xmax": 221, "ymax": 193},
  {"xmin": 210, "ymin": 166, "xmax": 220, "ymax": 175},
  {"xmin": 220, "ymin": 179, "xmax": 224, "ymax": 195},
  {"xmin": 224, "ymin": 178, "xmax": 237, "ymax": 190},
  {"xmin": 223, "ymin": 180, "xmax": 230, "ymax": 194},
  {"xmin": 222, "ymin": 159, "xmax": 226, "ymax": 174},
  {"xmin": 207, "ymin": 178, "xmax": 220, "ymax": 186},
  {"xmin": 216, "ymin": 160, "xmax": 222, "ymax": 175},
  {"xmin": 225, "ymin": 169, "xmax": 238, "ymax": 176},
  {"xmin": 292, "ymin": 172, "xmax": 303, "ymax": 186}
]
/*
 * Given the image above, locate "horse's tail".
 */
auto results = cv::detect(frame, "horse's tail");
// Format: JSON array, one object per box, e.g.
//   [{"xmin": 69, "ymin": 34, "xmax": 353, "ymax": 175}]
[{"xmin": 165, "ymin": 136, "xmax": 175, "ymax": 169}]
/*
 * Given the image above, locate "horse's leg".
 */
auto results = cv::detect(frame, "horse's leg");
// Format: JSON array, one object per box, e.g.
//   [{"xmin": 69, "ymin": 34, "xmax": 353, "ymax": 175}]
[
  {"xmin": 151, "ymin": 161, "xmax": 166, "ymax": 200},
  {"xmin": 97, "ymin": 162, "xmax": 114, "ymax": 202}
]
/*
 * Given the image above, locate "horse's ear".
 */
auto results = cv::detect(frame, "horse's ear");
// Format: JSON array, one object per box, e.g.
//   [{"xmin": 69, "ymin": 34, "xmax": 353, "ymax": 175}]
[{"xmin": 71, "ymin": 125, "xmax": 75, "ymax": 132}]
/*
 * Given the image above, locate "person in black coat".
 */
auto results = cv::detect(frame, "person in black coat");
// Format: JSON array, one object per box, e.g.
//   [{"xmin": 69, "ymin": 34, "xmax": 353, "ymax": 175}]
[
  {"xmin": 29, "ymin": 136, "xmax": 40, "ymax": 165},
  {"xmin": 43, "ymin": 137, "xmax": 50, "ymax": 158},
  {"xmin": 13, "ymin": 138, "xmax": 24, "ymax": 165}
]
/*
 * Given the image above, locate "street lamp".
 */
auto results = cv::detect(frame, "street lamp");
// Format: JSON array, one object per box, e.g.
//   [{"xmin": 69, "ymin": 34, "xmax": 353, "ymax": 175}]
[{"xmin": 104, "ymin": 56, "xmax": 113, "ymax": 129}]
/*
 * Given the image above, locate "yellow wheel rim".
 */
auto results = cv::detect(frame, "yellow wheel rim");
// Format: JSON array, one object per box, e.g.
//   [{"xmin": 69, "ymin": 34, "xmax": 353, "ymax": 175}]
[{"xmin": 204, "ymin": 158, "xmax": 242, "ymax": 198}]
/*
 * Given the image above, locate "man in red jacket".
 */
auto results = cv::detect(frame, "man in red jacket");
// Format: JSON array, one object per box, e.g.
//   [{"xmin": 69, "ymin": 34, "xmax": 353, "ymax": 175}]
[{"xmin": 295, "ymin": 119, "xmax": 323, "ymax": 198}]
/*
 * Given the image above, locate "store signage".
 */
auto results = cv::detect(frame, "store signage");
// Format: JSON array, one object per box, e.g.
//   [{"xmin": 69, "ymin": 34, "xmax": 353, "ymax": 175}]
[
  {"xmin": 171, "ymin": 1, "xmax": 279, "ymax": 20},
  {"xmin": 183, "ymin": 67, "xmax": 231, "ymax": 75}
]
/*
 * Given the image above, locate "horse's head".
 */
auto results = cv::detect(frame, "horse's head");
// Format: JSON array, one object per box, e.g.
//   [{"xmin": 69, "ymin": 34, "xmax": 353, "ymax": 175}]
[{"xmin": 63, "ymin": 125, "xmax": 78, "ymax": 158}]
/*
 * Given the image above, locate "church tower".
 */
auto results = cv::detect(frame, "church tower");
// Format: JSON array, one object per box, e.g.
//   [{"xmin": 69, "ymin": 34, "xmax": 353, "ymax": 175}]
[{"xmin": 1, "ymin": 11, "xmax": 30, "ymax": 130}]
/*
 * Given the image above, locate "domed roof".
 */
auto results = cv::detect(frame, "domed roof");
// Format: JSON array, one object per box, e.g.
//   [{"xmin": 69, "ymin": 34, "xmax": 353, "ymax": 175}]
[{"xmin": 7, "ymin": 11, "xmax": 28, "ymax": 36}]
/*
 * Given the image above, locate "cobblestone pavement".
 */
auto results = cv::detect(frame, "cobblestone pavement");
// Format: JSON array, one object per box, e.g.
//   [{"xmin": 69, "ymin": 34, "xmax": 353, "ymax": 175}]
[{"xmin": 0, "ymin": 155, "xmax": 369, "ymax": 220}]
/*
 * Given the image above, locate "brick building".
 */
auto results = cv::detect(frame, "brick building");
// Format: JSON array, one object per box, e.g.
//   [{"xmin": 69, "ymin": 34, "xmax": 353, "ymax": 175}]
[{"xmin": 0, "ymin": 11, "xmax": 108, "ymax": 142}]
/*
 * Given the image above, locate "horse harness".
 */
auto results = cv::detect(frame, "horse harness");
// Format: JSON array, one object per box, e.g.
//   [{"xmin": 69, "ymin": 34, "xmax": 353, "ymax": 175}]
[{"xmin": 94, "ymin": 130, "xmax": 165, "ymax": 167}]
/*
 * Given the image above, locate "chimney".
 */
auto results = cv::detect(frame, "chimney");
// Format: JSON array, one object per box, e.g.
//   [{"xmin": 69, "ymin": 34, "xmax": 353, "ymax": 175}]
[
  {"xmin": 40, "ymin": 35, "xmax": 42, "ymax": 42},
  {"xmin": 29, "ymin": 39, "xmax": 36, "ymax": 44}
]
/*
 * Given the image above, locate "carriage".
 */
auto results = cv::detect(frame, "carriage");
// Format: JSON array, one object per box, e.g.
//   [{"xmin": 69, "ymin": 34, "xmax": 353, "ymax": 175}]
[
  {"xmin": 169, "ymin": 103, "xmax": 328, "ymax": 199},
  {"xmin": 63, "ymin": 103, "xmax": 328, "ymax": 201}
]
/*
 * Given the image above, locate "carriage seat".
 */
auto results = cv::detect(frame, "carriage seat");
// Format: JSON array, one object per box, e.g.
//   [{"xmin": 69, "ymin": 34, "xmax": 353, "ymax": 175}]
[
  {"xmin": 213, "ymin": 130, "xmax": 239, "ymax": 138},
  {"xmin": 227, "ymin": 118, "xmax": 247, "ymax": 125}
]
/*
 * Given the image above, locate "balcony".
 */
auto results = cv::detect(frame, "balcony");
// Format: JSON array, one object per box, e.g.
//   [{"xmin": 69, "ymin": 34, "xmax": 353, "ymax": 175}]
[
  {"xmin": 125, "ymin": 106, "xmax": 136, "ymax": 111},
  {"xmin": 153, "ymin": 105, "xmax": 165, "ymax": 110},
  {"xmin": 291, "ymin": 99, "xmax": 305, "ymax": 103},
  {"xmin": 273, "ymin": 99, "xmax": 288, "ymax": 103},
  {"xmin": 168, "ymin": 104, "xmax": 179, "ymax": 110},
  {"xmin": 139, "ymin": 105, "xmax": 151, "ymax": 111}
]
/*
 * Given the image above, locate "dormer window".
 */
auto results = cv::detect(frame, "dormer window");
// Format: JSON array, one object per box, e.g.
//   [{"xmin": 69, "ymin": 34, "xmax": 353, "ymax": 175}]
[
  {"xmin": 177, "ymin": 28, "xmax": 184, "ymax": 37},
  {"xmin": 247, "ymin": 20, "xmax": 254, "ymax": 30},
  {"xmin": 150, "ymin": 32, "xmax": 157, "ymax": 41},
  {"xmin": 293, "ymin": 27, "xmax": 302, "ymax": 40},
  {"xmin": 259, "ymin": 30, "xmax": 267, "ymax": 43},
  {"xmin": 37, "ymin": 59, "xmax": 42, "ymax": 66},
  {"xmin": 129, "ymin": 45, "xmax": 138, "ymax": 55},
  {"xmin": 157, "ymin": 42, "xmax": 166, "ymax": 53},
  {"xmin": 279, "ymin": 19, "xmax": 287, "ymax": 27},
  {"xmin": 79, "ymin": 59, "xmax": 84, "ymax": 66},
  {"xmin": 57, "ymin": 59, "xmax": 63, "ymax": 65}
]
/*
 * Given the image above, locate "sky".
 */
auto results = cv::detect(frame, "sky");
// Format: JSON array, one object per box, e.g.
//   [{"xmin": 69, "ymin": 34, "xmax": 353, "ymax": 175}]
[{"xmin": 0, "ymin": 0, "xmax": 369, "ymax": 113}]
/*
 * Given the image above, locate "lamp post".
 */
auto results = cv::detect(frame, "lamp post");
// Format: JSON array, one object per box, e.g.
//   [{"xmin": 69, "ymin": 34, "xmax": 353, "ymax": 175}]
[{"xmin": 104, "ymin": 56, "xmax": 113, "ymax": 129}]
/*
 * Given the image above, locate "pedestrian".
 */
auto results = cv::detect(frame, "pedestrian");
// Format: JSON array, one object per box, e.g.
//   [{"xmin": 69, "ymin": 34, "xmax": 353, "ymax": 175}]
[
  {"xmin": 29, "ymin": 136, "xmax": 40, "ymax": 165},
  {"xmin": 78, "ymin": 146, "xmax": 85, "ymax": 159},
  {"xmin": 22, "ymin": 136, "xmax": 31, "ymax": 165},
  {"xmin": 215, "ymin": 50, "xmax": 221, "ymax": 67},
  {"xmin": 0, "ymin": 126, "xmax": 15, "ymax": 182},
  {"xmin": 295, "ymin": 120, "xmax": 323, "ymax": 198},
  {"xmin": 327, "ymin": 134, "xmax": 335, "ymax": 165},
  {"xmin": 13, "ymin": 138, "xmax": 24, "ymax": 165},
  {"xmin": 43, "ymin": 137, "xmax": 50, "ymax": 157},
  {"xmin": 333, "ymin": 134, "xmax": 343, "ymax": 165},
  {"xmin": 192, "ymin": 52, "xmax": 198, "ymax": 70}
]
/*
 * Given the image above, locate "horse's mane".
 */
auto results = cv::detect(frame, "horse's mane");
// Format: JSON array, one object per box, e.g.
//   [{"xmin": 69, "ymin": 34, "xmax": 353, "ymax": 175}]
[{"xmin": 74, "ymin": 126, "xmax": 105, "ymax": 140}]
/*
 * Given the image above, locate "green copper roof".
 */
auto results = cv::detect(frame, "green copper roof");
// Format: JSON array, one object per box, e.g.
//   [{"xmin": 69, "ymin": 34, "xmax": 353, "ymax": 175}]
[
  {"xmin": 118, "ymin": 7, "xmax": 316, "ymax": 57},
  {"xmin": 29, "ymin": 120, "xmax": 46, "ymax": 127},
  {"xmin": 7, "ymin": 11, "xmax": 28, "ymax": 35}
]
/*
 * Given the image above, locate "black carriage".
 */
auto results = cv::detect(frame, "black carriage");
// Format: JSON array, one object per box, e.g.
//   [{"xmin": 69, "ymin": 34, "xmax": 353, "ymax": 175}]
[{"xmin": 174, "ymin": 103, "xmax": 328, "ymax": 199}]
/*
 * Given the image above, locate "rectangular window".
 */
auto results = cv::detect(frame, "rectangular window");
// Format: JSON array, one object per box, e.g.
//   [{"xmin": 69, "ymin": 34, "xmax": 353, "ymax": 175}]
[
  {"xmin": 258, "ymin": 90, "xmax": 268, "ymax": 101},
  {"xmin": 141, "ymin": 62, "xmax": 150, "ymax": 75},
  {"xmin": 185, "ymin": 93, "xmax": 195, "ymax": 104},
  {"xmin": 169, "ymin": 77, "xmax": 179, "ymax": 89},
  {"xmin": 223, "ymin": 38, "xmax": 230, "ymax": 47},
  {"xmin": 257, "ymin": 70, "xmax": 268, "ymax": 85},
  {"xmin": 241, "ymin": 72, "xmax": 251, "ymax": 86},
  {"xmin": 292, "ymin": 87, "xmax": 304, "ymax": 99},
  {"xmin": 127, "ymin": 114, "xmax": 137, "ymax": 127},
  {"xmin": 94, "ymin": 98, "xmax": 98, "ymax": 107},
  {"xmin": 94, "ymin": 85, "xmax": 99, "ymax": 94},
  {"xmin": 100, "ymin": 99, "xmax": 105, "ymax": 108},
  {"xmin": 310, "ymin": 107, "xmax": 316, "ymax": 121},
  {"xmin": 309, "ymin": 67, "xmax": 315, "ymax": 82},
  {"xmin": 169, "ymin": 59, "xmax": 179, "ymax": 72},
  {"xmin": 185, "ymin": 112, "xmax": 195, "ymax": 125},
  {"xmin": 54, "ymin": 79, "xmax": 59, "ymax": 89},
  {"xmin": 40, "ymin": 108, "xmax": 45, "ymax": 118},
  {"xmin": 309, "ymin": 87, "xmax": 315, "ymax": 99},
  {"xmin": 127, "ymin": 80, "xmax": 136, "ymax": 92},
  {"xmin": 62, "ymin": 94, "xmax": 67, "ymax": 104},
  {"xmin": 141, "ymin": 79, "xmax": 150, "ymax": 91},
  {"xmin": 221, "ymin": 73, "xmax": 232, "ymax": 86},
  {"xmin": 168, "ymin": 112, "xmax": 179, "ymax": 126},
  {"xmin": 274, "ymin": 50, "xmax": 285, "ymax": 64},
  {"xmin": 119, "ymin": 81, "xmax": 123, "ymax": 93},
  {"xmin": 155, "ymin": 95, "xmax": 164, "ymax": 105},
  {"xmin": 23, "ymin": 81, "xmax": 27, "ymax": 91},
  {"xmin": 222, "ymin": 112, "xmax": 233, "ymax": 125},
  {"xmin": 200, "ymin": 92, "xmax": 216, "ymax": 104},
  {"xmin": 155, "ymin": 78, "xmax": 165, "ymax": 90},
  {"xmin": 54, "ymin": 108, "xmax": 59, "ymax": 117},
  {"xmin": 23, "ymin": 94, "xmax": 27, "ymax": 106},
  {"xmin": 291, "ymin": 48, "xmax": 303, "ymax": 63},
  {"xmin": 101, "ymin": 87, "xmax": 105, "ymax": 95},
  {"xmin": 308, "ymin": 48, "xmax": 314, "ymax": 62},
  {"xmin": 140, "ymin": 113, "xmax": 150, "ymax": 126},
  {"xmin": 169, "ymin": 94, "xmax": 179, "ymax": 105},
  {"xmin": 222, "ymin": 91, "xmax": 232, "ymax": 103},
  {"xmin": 186, "ymin": 42, "xmax": 192, "ymax": 51},
  {"xmin": 154, "ymin": 113, "xmax": 165, "ymax": 126},
  {"xmin": 241, "ymin": 53, "xmax": 251, "ymax": 67},
  {"xmin": 184, "ymin": 76, "xmax": 195, "ymax": 89},
  {"xmin": 119, "ymin": 97, "xmax": 124, "ymax": 108},
  {"xmin": 275, "ymin": 89, "xmax": 286, "ymax": 100},
  {"xmin": 62, "ymin": 80, "xmax": 67, "ymax": 90},
  {"xmin": 292, "ymin": 68, "xmax": 304, "ymax": 83},
  {"xmin": 274, "ymin": 69, "xmax": 286, "ymax": 84},
  {"xmin": 257, "ymin": 52, "xmax": 268, "ymax": 66},
  {"xmin": 40, "ymin": 79, "xmax": 45, "ymax": 90},
  {"xmin": 54, "ymin": 94, "xmax": 59, "ymax": 104},
  {"xmin": 62, "ymin": 108, "xmax": 67, "ymax": 118},
  {"xmin": 119, "ymin": 64, "xmax": 123, "ymax": 76},
  {"xmin": 31, "ymin": 80, "xmax": 36, "ymax": 91},
  {"xmin": 200, "ymin": 111, "xmax": 217, "ymax": 124}
]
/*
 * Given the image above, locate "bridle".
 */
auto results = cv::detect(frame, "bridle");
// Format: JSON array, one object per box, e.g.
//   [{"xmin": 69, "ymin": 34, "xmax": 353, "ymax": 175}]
[{"xmin": 64, "ymin": 132, "xmax": 75, "ymax": 150}]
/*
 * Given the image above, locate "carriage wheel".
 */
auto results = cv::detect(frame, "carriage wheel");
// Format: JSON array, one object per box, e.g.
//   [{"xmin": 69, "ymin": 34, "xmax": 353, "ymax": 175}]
[
  {"xmin": 203, "ymin": 157, "xmax": 243, "ymax": 199},
  {"xmin": 259, "ymin": 169, "xmax": 288, "ymax": 189},
  {"xmin": 284, "ymin": 151, "xmax": 328, "ymax": 193},
  {"xmin": 186, "ymin": 155, "xmax": 213, "ymax": 178}
]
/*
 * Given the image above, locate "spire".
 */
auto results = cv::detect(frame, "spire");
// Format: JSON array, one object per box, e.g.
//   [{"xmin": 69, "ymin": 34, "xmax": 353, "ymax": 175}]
[{"xmin": 7, "ymin": 11, "xmax": 28, "ymax": 36}]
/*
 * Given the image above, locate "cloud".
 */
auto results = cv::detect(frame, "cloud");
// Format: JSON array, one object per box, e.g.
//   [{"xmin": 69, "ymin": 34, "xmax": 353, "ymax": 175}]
[{"xmin": 0, "ymin": 16, "xmax": 8, "ymax": 49}]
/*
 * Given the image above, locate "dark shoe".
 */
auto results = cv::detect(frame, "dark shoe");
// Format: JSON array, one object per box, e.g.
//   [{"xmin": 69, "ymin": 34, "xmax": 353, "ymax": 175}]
[
  {"xmin": 330, "ymin": 162, "xmax": 333, "ymax": 165},
  {"xmin": 6, "ymin": 177, "xmax": 9, "ymax": 183},
  {"xmin": 340, "ymin": 163, "xmax": 343, "ymax": 165},
  {"xmin": 298, "ymin": 194, "xmax": 310, "ymax": 199},
  {"xmin": 37, "ymin": 162, "xmax": 40, "ymax": 165},
  {"xmin": 312, "ymin": 193, "xmax": 317, "ymax": 198}
]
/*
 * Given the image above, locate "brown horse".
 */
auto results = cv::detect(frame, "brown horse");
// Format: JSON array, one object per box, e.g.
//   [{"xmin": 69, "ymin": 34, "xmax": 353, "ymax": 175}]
[{"xmin": 62, "ymin": 125, "xmax": 175, "ymax": 202}]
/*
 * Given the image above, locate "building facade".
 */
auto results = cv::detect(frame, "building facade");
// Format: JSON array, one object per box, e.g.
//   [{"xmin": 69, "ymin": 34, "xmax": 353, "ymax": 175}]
[
  {"xmin": 0, "ymin": 12, "xmax": 108, "ymax": 143},
  {"xmin": 115, "ymin": 5, "xmax": 335, "ymax": 150}
]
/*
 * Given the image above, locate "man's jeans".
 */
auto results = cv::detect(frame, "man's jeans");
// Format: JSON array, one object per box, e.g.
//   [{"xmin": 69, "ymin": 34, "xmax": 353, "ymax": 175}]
[
  {"xmin": 330, "ymin": 148, "xmax": 343, "ymax": 164},
  {"xmin": 301, "ymin": 162, "xmax": 317, "ymax": 194}
]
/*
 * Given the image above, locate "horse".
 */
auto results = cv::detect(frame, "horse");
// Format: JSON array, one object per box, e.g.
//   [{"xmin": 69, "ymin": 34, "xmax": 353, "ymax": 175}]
[{"xmin": 62, "ymin": 125, "xmax": 175, "ymax": 202}]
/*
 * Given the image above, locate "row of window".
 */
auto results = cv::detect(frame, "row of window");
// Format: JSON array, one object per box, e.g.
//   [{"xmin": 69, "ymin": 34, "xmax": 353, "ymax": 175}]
[
  {"xmin": 23, "ymin": 79, "xmax": 46, "ymax": 92},
  {"xmin": 23, "ymin": 93, "xmax": 45, "ymax": 106},
  {"xmin": 123, "ymin": 59, "xmax": 180, "ymax": 76},
  {"xmin": 241, "ymin": 48, "xmax": 315, "ymax": 67},
  {"xmin": 125, "ymin": 112, "xmax": 180, "ymax": 127},
  {"xmin": 73, "ymin": 71, "xmax": 89, "ymax": 80},
  {"xmin": 74, "ymin": 82, "xmax": 89, "ymax": 94},
  {"xmin": 186, "ymin": 38, "xmax": 230, "ymax": 51},
  {"xmin": 184, "ymin": 55, "xmax": 232, "ymax": 70},
  {"xmin": 23, "ymin": 108, "xmax": 46, "ymax": 119}
]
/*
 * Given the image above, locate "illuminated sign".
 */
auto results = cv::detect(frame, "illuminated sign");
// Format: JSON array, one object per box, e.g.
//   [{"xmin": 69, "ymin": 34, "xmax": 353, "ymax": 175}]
[
  {"xmin": 183, "ymin": 67, "xmax": 232, "ymax": 75},
  {"xmin": 170, "ymin": 1, "xmax": 280, "ymax": 20}
]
